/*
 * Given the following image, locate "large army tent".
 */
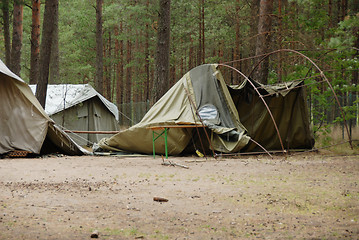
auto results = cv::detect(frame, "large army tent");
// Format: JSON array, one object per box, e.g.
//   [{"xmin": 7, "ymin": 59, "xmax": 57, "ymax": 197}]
[
  {"xmin": 97, "ymin": 64, "xmax": 314, "ymax": 155},
  {"xmin": 30, "ymin": 84, "xmax": 119, "ymax": 146},
  {"xmin": 0, "ymin": 59, "xmax": 85, "ymax": 155}
]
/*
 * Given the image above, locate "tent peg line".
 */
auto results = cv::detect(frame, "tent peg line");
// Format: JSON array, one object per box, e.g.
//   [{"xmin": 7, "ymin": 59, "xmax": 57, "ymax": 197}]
[{"xmin": 63, "ymin": 130, "xmax": 120, "ymax": 134}]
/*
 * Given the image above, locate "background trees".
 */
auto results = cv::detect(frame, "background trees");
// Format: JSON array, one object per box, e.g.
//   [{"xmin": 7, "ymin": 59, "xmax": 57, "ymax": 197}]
[{"xmin": 0, "ymin": 0, "xmax": 358, "ymax": 132}]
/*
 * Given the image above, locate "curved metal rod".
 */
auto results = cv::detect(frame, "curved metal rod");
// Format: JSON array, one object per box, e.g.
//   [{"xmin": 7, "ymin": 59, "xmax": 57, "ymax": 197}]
[
  {"xmin": 217, "ymin": 63, "xmax": 286, "ymax": 154},
  {"xmin": 246, "ymin": 49, "xmax": 353, "ymax": 149}
]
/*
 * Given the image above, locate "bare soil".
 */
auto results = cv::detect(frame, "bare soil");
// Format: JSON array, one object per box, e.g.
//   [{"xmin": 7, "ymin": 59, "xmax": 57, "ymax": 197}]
[{"xmin": 0, "ymin": 152, "xmax": 358, "ymax": 239}]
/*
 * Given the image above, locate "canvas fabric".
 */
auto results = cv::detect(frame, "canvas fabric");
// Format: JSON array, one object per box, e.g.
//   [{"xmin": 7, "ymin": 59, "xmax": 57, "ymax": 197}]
[
  {"xmin": 0, "ymin": 59, "xmax": 85, "ymax": 155},
  {"xmin": 98, "ymin": 64, "xmax": 251, "ymax": 155},
  {"xmin": 98, "ymin": 64, "xmax": 314, "ymax": 155}
]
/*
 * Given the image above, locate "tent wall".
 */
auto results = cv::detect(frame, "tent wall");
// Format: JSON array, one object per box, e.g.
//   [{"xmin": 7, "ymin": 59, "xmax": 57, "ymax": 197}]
[
  {"xmin": 230, "ymin": 83, "xmax": 315, "ymax": 151},
  {"xmin": 51, "ymin": 97, "xmax": 118, "ymax": 146},
  {"xmin": 0, "ymin": 75, "xmax": 49, "ymax": 154}
]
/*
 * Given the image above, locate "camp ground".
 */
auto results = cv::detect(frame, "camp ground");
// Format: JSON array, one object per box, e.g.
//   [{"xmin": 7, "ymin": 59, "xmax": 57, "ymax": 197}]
[
  {"xmin": 0, "ymin": 59, "xmax": 86, "ymax": 156},
  {"xmin": 96, "ymin": 64, "xmax": 315, "ymax": 157},
  {"xmin": 29, "ymin": 84, "xmax": 119, "ymax": 147}
]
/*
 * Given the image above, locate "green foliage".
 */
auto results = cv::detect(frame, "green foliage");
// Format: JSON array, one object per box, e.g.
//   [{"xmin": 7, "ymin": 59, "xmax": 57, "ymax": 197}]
[{"xmin": 328, "ymin": 14, "xmax": 359, "ymax": 50}]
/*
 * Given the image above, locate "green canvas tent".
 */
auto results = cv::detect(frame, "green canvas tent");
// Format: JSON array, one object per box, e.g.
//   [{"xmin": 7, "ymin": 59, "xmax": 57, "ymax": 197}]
[
  {"xmin": 97, "ymin": 64, "xmax": 314, "ymax": 155},
  {"xmin": 30, "ymin": 84, "xmax": 119, "ymax": 146},
  {"xmin": 0, "ymin": 59, "xmax": 86, "ymax": 156}
]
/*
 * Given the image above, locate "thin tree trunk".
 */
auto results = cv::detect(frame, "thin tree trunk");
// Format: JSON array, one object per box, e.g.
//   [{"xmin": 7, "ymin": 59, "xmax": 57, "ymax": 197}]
[
  {"xmin": 107, "ymin": 31, "xmax": 112, "ymax": 100},
  {"xmin": 249, "ymin": 0, "xmax": 260, "ymax": 63},
  {"xmin": 277, "ymin": 0, "xmax": 282, "ymax": 83},
  {"xmin": 197, "ymin": 0, "xmax": 202, "ymax": 65},
  {"xmin": 188, "ymin": 36, "xmax": 194, "ymax": 69},
  {"xmin": 114, "ymin": 25, "xmax": 120, "ymax": 106},
  {"xmin": 201, "ymin": 0, "xmax": 205, "ymax": 63},
  {"xmin": 234, "ymin": 0, "xmax": 241, "ymax": 84},
  {"xmin": 36, "ymin": 0, "xmax": 58, "ymax": 108},
  {"xmin": 337, "ymin": 0, "xmax": 341, "ymax": 23},
  {"xmin": 2, "ymin": 0, "xmax": 11, "ymax": 66},
  {"xmin": 10, "ymin": 2, "xmax": 23, "ymax": 76},
  {"xmin": 30, "ymin": 0, "xmax": 41, "ymax": 84},
  {"xmin": 151, "ymin": 0, "xmax": 171, "ymax": 104},
  {"xmin": 119, "ymin": 22, "xmax": 124, "ymax": 106},
  {"xmin": 126, "ymin": 37, "xmax": 132, "ymax": 104},
  {"xmin": 49, "ymin": 0, "xmax": 59, "ymax": 84},
  {"xmin": 95, "ymin": 0, "xmax": 104, "ymax": 95},
  {"xmin": 103, "ymin": 38, "xmax": 108, "ymax": 98},
  {"xmin": 341, "ymin": 0, "xmax": 348, "ymax": 20},
  {"xmin": 328, "ymin": 0, "xmax": 333, "ymax": 28},
  {"xmin": 145, "ymin": 0, "xmax": 150, "ymax": 102},
  {"xmin": 253, "ymin": 0, "xmax": 274, "ymax": 84}
]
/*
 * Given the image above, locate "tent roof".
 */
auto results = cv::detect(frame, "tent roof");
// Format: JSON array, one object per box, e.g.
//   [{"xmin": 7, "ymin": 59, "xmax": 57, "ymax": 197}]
[
  {"xmin": 0, "ymin": 59, "xmax": 87, "ymax": 155},
  {"xmin": 0, "ymin": 59, "xmax": 24, "ymax": 83},
  {"xmin": 30, "ymin": 84, "xmax": 119, "ymax": 121}
]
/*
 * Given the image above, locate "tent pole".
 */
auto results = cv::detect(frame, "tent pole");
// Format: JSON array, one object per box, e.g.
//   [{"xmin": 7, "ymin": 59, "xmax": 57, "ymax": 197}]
[
  {"xmin": 218, "ymin": 63, "xmax": 286, "ymax": 155},
  {"xmin": 184, "ymin": 87, "xmax": 216, "ymax": 158},
  {"xmin": 245, "ymin": 49, "xmax": 353, "ymax": 149},
  {"xmin": 248, "ymin": 138, "xmax": 273, "ymax": 158}
]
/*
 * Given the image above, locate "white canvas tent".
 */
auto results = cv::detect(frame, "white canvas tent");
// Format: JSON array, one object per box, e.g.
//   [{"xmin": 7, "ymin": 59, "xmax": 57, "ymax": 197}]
[
  {"xmin": 0, "ymin": 59, "xmax": 85, "ymax": 155},
  {"xmin": 30, "ymin": 84, "xmax": 119, "ymax": 146}
]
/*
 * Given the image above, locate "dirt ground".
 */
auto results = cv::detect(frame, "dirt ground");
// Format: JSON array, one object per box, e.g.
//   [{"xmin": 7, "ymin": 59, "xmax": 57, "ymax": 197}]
[{"xmin": 0, "ymin": 152, "xmax": 358, "ymax": 240}]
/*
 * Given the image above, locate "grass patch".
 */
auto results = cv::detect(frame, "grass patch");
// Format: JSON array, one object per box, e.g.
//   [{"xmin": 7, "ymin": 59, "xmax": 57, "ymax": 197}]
[{"xmin": 101, "ymin": 227, "xmax": 146, "ymax": 238}]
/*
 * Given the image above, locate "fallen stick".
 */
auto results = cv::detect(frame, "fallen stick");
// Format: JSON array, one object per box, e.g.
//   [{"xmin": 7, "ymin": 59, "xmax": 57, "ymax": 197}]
[
  {"xmin": 161, "ymin": 156, "xmax": 189, "ymax": 169},
  {"xmin": 153, "ymin": 197, "xmax": 169, "ymax": 202},
  {"xmin": 161, "ymin": 161, "xmax": 189, "ymax": 169}
]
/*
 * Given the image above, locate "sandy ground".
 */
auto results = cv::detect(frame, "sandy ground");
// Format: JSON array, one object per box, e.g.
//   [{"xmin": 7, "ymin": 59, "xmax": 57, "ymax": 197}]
[{"xmin": 0, "ymin": 152, "xmax": 358, "ymax": 239}]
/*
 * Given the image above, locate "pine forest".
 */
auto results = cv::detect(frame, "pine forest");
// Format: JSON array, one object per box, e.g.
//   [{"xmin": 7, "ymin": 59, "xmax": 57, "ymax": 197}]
[{"xmin": 1, "ymin": 0, "xmax": 358, "ymax": 146}]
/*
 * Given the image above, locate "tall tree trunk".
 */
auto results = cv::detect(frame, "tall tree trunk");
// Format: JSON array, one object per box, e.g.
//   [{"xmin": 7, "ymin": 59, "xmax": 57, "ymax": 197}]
[
  {"xmin": 95, "ymin": 0, "xmax": 104, "ymax": 95},
  {"xmin": 114, "ymin": 25, "xmax": 120, "ymax": 105},
  {"xmin": 188, "ymin": 36, "xmax": 194, "ymax": 70},
  {"xmin": 197, "ymin": 0, "xmax": 202, "ymax": 65},
  {"xmin": 197, "ymin": 0, "xmax": 205, "ymax": 65},
  {"xmin": 249, "ymin": 0, "xmax": 260, "ymax": 63},
  {"xmin": 10, "ymin": 1, "xmax": 23, "ymax": 76},
  {"xmin": 341, "ymin": 0, "xmax": 348, "ymax": 20},
  {"xmin": 126, "ymin": 37, "xmax": 132, "ymax": 104},
  {"xmin": 253, "ymin": 0, "xmax": 274, "ymax": 84},
  {"xmin": 107, "ymin": 31, "xmax": 112, "ymax": 100},
  {"xmin": 151, "ymin": 0, "xmax": 171, "ymax": 104},
  {"xmin": 36, "ymin": 0, "xmax": 58, "ymax": 108},
  {"xmin": 277, "ymin": 0, "xmax": 282, "ymax": 83},
  {"xmin": 119, "ymin": 23, "xmax": 124, "ymax": 106},
  {"xmin": 328, "ymin": 0, "xmax": 333, "ymax": 28},
  {"xmin": 49, "ymin": 1, "xmax": 59, "ymax": 84},
  {"xmin": 116, "ymin": 22, "xmax": 124, "ymax": 108},
  {"xmin": 201, "ymin": 0, "xmax": 205, "ymax": 63},
  {"xmin": 2, "ymin": 0, "xmax": 11, "ymax": 66},
  {"xmin": 145, "ymin": 0, "xmax": 150, "ymax": 102},
  {"xmin": 30, "ymin": 0, "xmax": 41, "ymax": 84},
  {"xmin": 103, "ymin": 38, "xmax": 108, "ymax": 98},
  {"xmin": 234, "ymin": 0, "xmax": 241, "ymax": 84},
  {"xmin": 145, "ymin": 25, "xmax": 150, "ymax": 101}
]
